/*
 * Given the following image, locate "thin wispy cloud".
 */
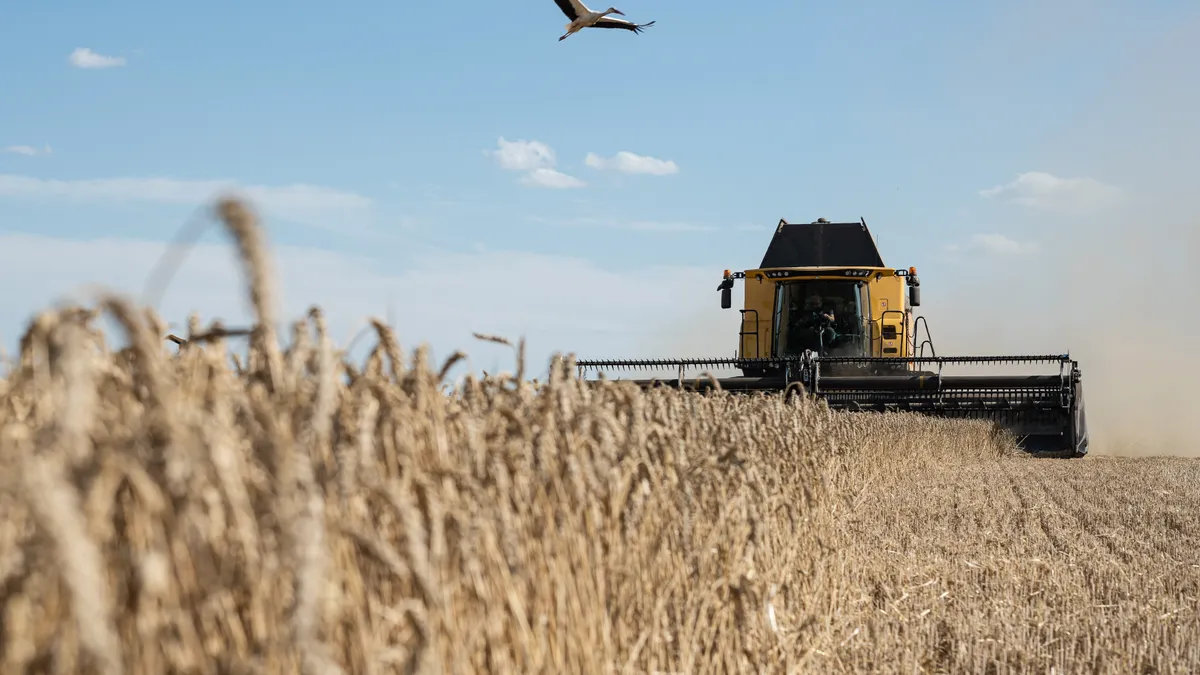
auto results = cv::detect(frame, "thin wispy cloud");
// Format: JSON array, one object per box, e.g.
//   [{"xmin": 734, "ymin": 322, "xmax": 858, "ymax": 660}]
[
  {"xmin": 68, "ymin": 47, "xmax": 126, "ymax": 69},
  {"xmin": 0, "ymin": 174, "xmax": 373, "ymax": 229},
  {"xmin": 585, "ymin": 151, "xmax": 679, "ymax": 176},
  {"xmin": 0, "ymin": 229, "xmax": 718, "ymax": 374},
  {"xmin": 944, "ymin": 233, "xmax": 1038, "ymax": 256},
  {"xmin": 521, "ymin": 168, "xmax": 585, "ymax": 189},
  {"xmin": 980, "ymin": 171, "xmax": 1124, "ymax": 213},
  {"xmin": 3, "ymin": 145, "xmax": 52, "ymax": 157},
  {"xmin": 536, "ymin": 215, "xmax": 716, "ymax": 233},
  {"xmin": 616, "ymin": 220, "xmax": 713, "ymax": 233},
  {"xmin": 487, "ymin": 137, "xmax": 585, "ymax": 189}
]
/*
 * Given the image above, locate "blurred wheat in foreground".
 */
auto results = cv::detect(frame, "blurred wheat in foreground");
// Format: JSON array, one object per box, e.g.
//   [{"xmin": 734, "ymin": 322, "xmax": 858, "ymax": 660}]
[{"xmin": 1, "ymin": 198, "xmax": 1198, "ymax": 675}]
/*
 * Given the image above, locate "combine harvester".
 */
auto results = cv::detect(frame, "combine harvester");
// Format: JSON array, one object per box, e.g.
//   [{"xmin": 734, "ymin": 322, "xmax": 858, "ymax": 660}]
[{"xmin": 574, "ymin": 218, "xmax": 1088, "ymax": 458}]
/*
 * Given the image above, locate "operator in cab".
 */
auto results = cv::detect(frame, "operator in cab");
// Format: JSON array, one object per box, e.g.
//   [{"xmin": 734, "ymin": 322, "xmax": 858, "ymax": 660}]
[
  {"xmin": 803, "ymin": 293, "xmax": 838, "ymax": 348},
  {"xmin": 786, "ymin": 291, "xmax": 839, "ymax": 354}
]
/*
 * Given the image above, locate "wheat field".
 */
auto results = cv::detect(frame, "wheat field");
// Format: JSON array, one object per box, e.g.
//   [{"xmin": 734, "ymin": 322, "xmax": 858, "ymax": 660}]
[{"xmin": 0, "ymin": 197, "xmax": 1197, "ymax": 674}]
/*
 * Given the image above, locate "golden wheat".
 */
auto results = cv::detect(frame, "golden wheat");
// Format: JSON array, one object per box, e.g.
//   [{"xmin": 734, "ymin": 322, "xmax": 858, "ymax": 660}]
[{"xmin": 0, "ymin": 197, "xmax": 1196, "ymax": 674}]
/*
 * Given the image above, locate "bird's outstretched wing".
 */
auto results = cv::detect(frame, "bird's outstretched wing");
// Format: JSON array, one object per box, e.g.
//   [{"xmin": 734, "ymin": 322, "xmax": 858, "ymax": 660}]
[
  {"xmin": 593, "ymin": 17, "xmax": 656, "ymax": 33},
  {"xmin": 553, "ymin": 0, "xmax": 582, "ymax": 21}
]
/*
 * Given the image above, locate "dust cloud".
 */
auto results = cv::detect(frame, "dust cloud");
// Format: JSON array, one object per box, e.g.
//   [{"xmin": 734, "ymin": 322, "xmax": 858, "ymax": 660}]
[{"xmin": 925, "ymin": 11, "xmax": 1200, "ymax": 457}]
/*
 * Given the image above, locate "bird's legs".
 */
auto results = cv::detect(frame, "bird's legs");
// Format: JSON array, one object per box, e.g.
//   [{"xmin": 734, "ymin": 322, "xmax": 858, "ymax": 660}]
[{"xmin": 558, "ymin": 10, "xmax": 621, "ymax": 41}]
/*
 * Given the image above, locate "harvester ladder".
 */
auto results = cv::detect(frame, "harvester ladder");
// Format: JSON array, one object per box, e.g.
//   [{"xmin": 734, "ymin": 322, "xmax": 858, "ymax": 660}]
[
  {"xmin": 739, "ymin": 309, "xmax": 761, "ymax": 358},
  {"xmin": 880, "ymin": 310, "xmax": 907, "ymax": 359}
]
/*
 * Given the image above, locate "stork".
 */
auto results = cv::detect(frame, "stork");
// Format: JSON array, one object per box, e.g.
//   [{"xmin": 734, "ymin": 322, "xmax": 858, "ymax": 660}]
[{"xmin": 553, "ymin": 0, "xmax": 656, "ymax": 41}]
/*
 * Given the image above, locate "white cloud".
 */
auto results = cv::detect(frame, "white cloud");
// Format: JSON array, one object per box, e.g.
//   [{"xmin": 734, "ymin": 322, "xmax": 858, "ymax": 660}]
[
  {"xmin": 69, "ymin": 48, "xmax": 126, "ymax": 69},
  {"xmin": 4, "ymin": 145, "xmax": 52, "ymax": 157},
  {"xmin": 0, "ymin": 231, "xmax": 721, "ymax": 379},
  {"xmin": 489, "ymin": 138, "xmax": 555, "ymax": 172},
  {"xmin": 0, "ymin": 174, "xmax": 373, "ymax": 230},
  {"xmin": 584, "ymin": 151, "xmax": 679, "ymax": 176},
  {"xmin": 979, "ymin": 171, "xmax": 1124, "ymax": 212},
  {"xmin": 944, "ymin": 233, "xmax": 1038, "ymax": 256},
  {"xmin": 487, "ymin": 137, "xmax": 585, "ymax": 189},
  {"xmin": 520, "ymin": 168, "xmax": 585, "ymax": 189}
]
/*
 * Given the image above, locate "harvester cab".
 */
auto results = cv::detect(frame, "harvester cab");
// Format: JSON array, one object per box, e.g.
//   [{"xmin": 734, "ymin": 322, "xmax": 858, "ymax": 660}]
[
  {"xmin": 714, "ymin": 218, "xmax": 929, "ymax": 378},
  {"xmin": 575, "ymin": 217, "xmax": 1089, "ymax": 459},
  {"xmin": 721, "ymin": 269, "xmax": 899, "ymax": 361}
]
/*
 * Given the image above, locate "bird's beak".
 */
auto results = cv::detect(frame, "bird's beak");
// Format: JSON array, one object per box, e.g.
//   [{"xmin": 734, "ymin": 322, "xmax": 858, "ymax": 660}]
[{"xmin": 613, "ymin": 9, "xmax": 625, "ymax": 14}]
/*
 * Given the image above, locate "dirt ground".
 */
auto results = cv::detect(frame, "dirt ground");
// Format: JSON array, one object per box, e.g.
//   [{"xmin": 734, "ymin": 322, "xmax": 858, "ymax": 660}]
[{"xmin": 817, "ymin": 450, "xmax": 1200, "ymax": 673}]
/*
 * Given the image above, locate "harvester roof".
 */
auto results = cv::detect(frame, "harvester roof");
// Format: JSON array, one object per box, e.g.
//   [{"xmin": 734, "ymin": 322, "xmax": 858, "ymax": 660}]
[{"xmin": 759, "ymin": 218, "xmax": 885, "ymax": 269}]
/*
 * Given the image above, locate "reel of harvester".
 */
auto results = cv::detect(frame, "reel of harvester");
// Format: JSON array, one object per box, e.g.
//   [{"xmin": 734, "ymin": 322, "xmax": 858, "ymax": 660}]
[{"xmin": 574, "ymin": 351, "xmax": 1088, "ymax": 459}]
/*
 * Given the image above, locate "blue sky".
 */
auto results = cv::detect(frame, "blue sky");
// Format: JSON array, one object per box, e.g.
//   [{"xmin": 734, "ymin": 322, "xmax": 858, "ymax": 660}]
[{"xmin": 0, "ymin": 0, "xmax": 1197, "ymax": 379}]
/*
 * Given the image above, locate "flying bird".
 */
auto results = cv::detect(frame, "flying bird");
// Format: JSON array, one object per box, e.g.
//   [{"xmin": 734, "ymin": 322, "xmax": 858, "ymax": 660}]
[{"xmin": 553, "ymin": 0, "xmax": 656, "ymax": 41}]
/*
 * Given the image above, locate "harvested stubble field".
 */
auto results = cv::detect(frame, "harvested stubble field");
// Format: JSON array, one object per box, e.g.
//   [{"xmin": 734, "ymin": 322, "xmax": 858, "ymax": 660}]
[{"xmin": 1, "ymin": 198, "xmax": 1198, "ymax": 675}]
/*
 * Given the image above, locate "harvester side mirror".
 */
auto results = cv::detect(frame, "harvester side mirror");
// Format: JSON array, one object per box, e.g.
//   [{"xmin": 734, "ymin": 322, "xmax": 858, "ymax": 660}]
[
  {"xmin": 718, "ymin": 277, "xmax": 733, "ymax": 309},
  {"xmin": 908, "ymin": 285, "xmax": 921, "ymax": 307}
]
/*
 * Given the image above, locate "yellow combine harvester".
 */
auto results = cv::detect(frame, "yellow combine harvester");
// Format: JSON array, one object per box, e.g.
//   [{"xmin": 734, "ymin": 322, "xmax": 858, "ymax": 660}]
[{"xmin": 575, "ymin": 218, "xmax": 1089, "ymax": 458}]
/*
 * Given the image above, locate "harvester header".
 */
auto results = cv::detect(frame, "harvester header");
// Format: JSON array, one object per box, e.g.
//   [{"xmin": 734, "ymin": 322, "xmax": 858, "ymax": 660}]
[{"xmin": 575, "ymin": 217, "xmax": 1088, "ymax": 458}]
